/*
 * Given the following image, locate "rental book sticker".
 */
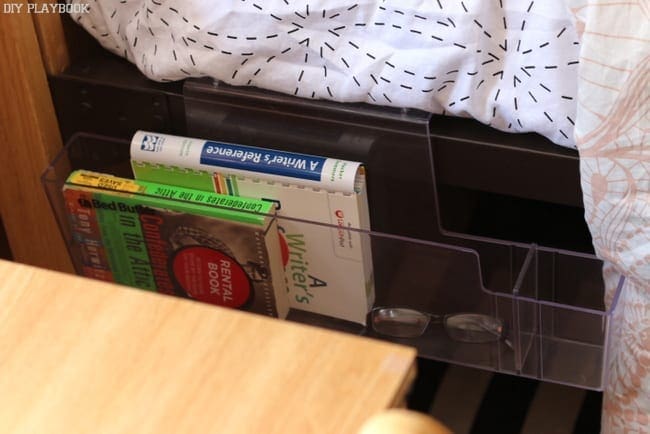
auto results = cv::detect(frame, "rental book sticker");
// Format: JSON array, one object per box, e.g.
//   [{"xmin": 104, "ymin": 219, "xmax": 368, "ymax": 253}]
[{"xmin": 171, "ymin": 246, "xmax": 253, "ymax": 308}]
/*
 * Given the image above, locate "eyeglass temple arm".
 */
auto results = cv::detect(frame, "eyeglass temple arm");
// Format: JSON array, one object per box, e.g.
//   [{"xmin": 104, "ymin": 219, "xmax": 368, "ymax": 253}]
[{"xmin": 475, "ymin": 322, "xmax": 514, "ymax": 350}]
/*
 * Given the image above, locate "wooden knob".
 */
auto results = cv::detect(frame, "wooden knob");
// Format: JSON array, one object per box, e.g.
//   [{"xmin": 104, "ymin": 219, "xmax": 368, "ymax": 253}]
[{"xmin": 358, "ymin": 409, "xmax": 453, "ymax": 434}]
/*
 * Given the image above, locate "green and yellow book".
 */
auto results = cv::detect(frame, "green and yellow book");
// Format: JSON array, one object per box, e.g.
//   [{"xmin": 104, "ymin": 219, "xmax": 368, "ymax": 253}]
[{"xmin": 63, "ymin": 170, "xmax": 288, "ymax": 318}]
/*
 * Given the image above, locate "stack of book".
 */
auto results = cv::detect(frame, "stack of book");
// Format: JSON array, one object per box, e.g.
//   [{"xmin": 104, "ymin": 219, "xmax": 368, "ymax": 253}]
[{"xmin": 63, "ymin": 131, "xmax": 374, "ymax": 324}]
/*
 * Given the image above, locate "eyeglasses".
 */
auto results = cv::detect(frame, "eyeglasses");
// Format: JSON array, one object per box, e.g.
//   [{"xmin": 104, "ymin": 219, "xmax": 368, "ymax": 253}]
[{"xmin": 370, "ymin": 307, "xmax": 510, "ymax": 347}]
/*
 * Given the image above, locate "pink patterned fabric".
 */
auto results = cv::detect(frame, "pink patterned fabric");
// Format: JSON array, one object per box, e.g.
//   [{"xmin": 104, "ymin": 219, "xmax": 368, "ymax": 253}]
[{"xmin": 567, "ymin": 1, "xmax": 649, "ymax": 432}]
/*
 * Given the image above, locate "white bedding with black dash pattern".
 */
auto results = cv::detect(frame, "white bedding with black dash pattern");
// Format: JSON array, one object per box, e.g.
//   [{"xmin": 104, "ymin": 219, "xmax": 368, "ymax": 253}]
[{"xmin": 69, "ymin": 0, "xmax": 581, "ymax": 148}]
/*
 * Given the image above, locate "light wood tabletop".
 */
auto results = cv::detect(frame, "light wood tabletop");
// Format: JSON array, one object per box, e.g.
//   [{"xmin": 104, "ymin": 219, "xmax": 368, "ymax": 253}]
[{"xmin": 0, "ymin": 259, "xmax": 416, "ymax": 434}]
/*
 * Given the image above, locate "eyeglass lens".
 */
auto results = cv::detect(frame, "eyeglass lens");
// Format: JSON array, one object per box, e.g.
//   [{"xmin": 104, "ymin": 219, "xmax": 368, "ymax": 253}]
[
  {"xmin": 443, "ymin": 313, "xmax": 503, "ymax": 343},
  {"xmin": 371, "ymin": 308, "xmax": 430, "ymax": 338}
]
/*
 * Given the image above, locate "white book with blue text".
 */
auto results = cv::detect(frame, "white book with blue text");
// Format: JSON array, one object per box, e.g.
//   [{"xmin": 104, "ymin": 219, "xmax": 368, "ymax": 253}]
[{"xmin": 130, "ymin": 131, "xmax": 374, "ymax": 324}]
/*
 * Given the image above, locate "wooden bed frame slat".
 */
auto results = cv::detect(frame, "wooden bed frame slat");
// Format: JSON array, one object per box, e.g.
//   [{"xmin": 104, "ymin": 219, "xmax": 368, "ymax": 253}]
[
  {"xmin": 31, "ymin": 4, "xmax": 71, "ymax": 75},
  {"xmin": 0, "ymin": 8, "xmax": 72, "ymax": 272}
]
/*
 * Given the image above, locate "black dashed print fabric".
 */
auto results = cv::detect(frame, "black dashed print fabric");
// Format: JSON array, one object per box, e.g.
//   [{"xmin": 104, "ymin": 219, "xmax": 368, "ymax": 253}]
[{"xmin": 69, "ymin": 0, "xmax": 581, "ymax": 148}]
